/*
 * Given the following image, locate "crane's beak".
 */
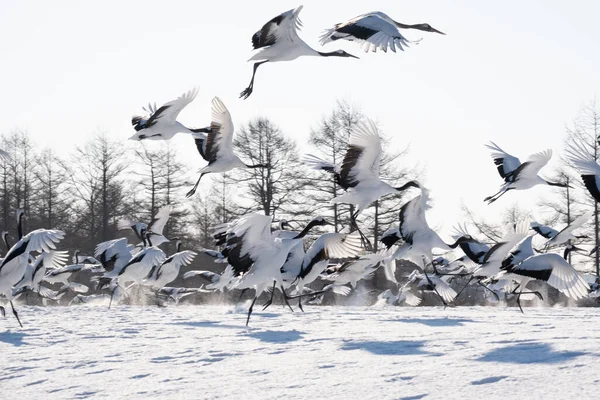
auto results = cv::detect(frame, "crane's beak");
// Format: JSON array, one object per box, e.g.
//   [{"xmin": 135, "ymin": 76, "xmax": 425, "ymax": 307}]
[{"xmin": 431, "ymin": 27, "xmax": 446, "ymax": 35}]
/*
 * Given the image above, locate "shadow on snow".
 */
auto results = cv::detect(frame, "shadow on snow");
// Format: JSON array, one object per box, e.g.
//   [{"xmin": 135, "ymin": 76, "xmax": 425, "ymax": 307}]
[
  {"xmin": 0, "ymin": 330, "xmax": 26, "ymax": 346},
  {"xmin": 476, "ymin": 342, "xmax": 587, "ymax": 364},
  {"xmin": 398, "ymin": 317, "xmax": 476, "ymax": 327},
  {"xmin": 341, "ymin": 340, "xmax": 440, "ymax": 356}
]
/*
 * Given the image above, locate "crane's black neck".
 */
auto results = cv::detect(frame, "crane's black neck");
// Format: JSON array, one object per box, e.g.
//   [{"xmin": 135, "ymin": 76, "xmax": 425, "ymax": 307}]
[
  {"xmin": 17, "ymin": 213, "xmax": 24, "ymax": 240},
  {"xmin": 2, "ymin": 232, "xmax": 10, "ymax": 250},
  {"xmin": 546, "ymin": 180, "xmax": 569, "ymax": 188},
  {"xmin": 245, "ymin": 163, "xmax": 269, "ymax": 169},
  {"xmin": 190, "ymin": 127, "xmax": 212, "ymax": 134},
  {"xmin": 395, "ymin": 181, "xmax": 420, "ymax": 191},
  {"xmin": 293, "ymin": 220, "xmax": 319, "ymax": 239},
  {"xmin": 563, "ymin": 246, "xmax": 574, "ymax": 260},
  {"xmin": 446, "ymin": 238, "xmax": 464, "ymax": 249},
  {"xmin": 317, "ymin": 51, "xmax": 346, "ymax": 57},
  {"xmin": 394, "ymin": 22, "xmax": 428, "ymax": 30}
]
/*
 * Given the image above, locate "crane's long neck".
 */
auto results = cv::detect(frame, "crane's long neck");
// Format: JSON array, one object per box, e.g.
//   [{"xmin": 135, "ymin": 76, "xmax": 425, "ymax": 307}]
[
  {"xmin": 17, "ymin": 214, "xmax": 23, "ymax": 239},
  {"xmin": 563, "ymin": 247, "xmax": 574, "ymax": 260},
  {"xmin": 316, "ymin": 51, "xmax": 345, "ymax": 57},
  {"xmin": 245, "ymin": 163, "xmax": 269, "ymax": 169},
  {"xmin": 293, "ymin": 221, "xmax": 317, "ymax": 239},
  {"xmin": 546, "ymin": 180, "xmax": 569, "ymax": 188},
  {"xmin": 446, "ymin": 238, "xmax": 465, "ymax": 249},
  {"xmin": 2, "ymin": 232, "xmax": 10, "ymax": 250}
]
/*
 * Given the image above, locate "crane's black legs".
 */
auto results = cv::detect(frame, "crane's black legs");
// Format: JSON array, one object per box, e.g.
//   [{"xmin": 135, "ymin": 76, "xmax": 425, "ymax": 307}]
[
  {"xmin": 240, "ymin": 61, "xmax": 268, "ymax": 100},
  {"xmin": 262, "ymin": 281, "xmax": 277, "ymax": 311},
  {"xmin": 484, "ymin": 188, "xmax": 511, "ymax": 204},
  {"xmin": 351, "ymin": 210, "xmax": 373, "ymax": 252},
  {"xmin": 512, "ymin": 286, "xmax": 543, "ymax": 314},
  {"xmin": 298, "ymin": 296, "xmax": 304, "ymax": 312},
  {"xmin": 10, "ymin": 301, "xmax": 23, "ymax": 328},
  {"xmin": 237, "ymin": 288, "xmax": 248, "ymax": 305},
  {"xmin": 454, "ymin": 276, "xmax": 474, "ymax": 302},
  {"xmin": 0, "ymin": 305, "xmax": 5, "ymax": 318},
  {"xmin": 421, "ymin": 259, "xmax": 448, "ymax": 307},
  {"xmin": 246, "ymin": 296, "xmax": 258, "ymax": 326},
  {"xmin": 186, "ymin": 173, "xmax": 206, "ymax": 198}
]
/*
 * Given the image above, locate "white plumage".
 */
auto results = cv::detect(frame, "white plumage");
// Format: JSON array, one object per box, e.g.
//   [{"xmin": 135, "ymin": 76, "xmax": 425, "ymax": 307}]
[
  {"xmin": 186, "ymin": 97, "xmax": 269, "ymax": 198},
  {"xmin": 145, "ymin": 250, "xmax": 197, "ymax": 289},
  {"xmin": 240, "ymin": 6, "xmax": 357, "ymax": 99},
  {"xmin": 320, "ymin": 11, "xmax": 444, "ymax": 53},
  {"xmin": 129, "ymin": 88, "xmax": 202, "ymax": 141},
  {"xmin": 484, "ymin": 142, "xmax": 566, "ymax": 204}
]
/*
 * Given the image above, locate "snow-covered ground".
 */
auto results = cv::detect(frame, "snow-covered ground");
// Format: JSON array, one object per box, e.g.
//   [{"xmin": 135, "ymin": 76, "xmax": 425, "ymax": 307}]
[{"xmin": 2, "ymin": 305, "xmax": 599, "ymax": 399}]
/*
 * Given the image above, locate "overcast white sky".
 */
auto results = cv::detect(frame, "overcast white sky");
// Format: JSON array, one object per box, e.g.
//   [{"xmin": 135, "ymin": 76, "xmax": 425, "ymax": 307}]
[{"xmin": 1, "ymin": 0, "xmax": 599, "ymax": 236}]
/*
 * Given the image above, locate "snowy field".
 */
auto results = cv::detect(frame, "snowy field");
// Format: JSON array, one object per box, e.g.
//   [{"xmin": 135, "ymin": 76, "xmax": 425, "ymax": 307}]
[{"xmin": 2, "ymin": 305, "xmax": 600, "ymax": 399}]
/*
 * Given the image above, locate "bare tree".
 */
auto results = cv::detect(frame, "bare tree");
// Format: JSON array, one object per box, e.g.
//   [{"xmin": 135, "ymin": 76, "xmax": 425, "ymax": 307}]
[
  {"xmin": 232, "ymin": 117, "xmax": 306, "ymax": 221},
  {"xmin": 0, "ymin": 130, "xmax": 36, "ymax": 235},
  {"xmin": 31, "ymin": 148, "xmax": 72, "ymax": 230},
  {"xmin": 70, "ymin": 133, "xmax": 128, "ymax": 244},
  {"xmin": 305, "ymin": 100, "xmax": 362, "ymax": 231},
  {"xmin": 564, "ymin": 100, "xmax": 600, "ymax": 274}
]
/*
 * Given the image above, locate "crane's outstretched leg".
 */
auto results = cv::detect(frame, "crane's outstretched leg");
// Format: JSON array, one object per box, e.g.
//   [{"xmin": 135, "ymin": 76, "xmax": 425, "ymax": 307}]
[
  {"xmin": 453, "ymin": 275, "xmax": 474, "ymax": 302},
  {"xmin": 279, "ymin": 285, "xmax": 294, "ymax": 313},
  {"xmin": 10, "ymin": 301, "xmax": 23, "ymax": 328},
  {"xmin": 262, "ymin": 281, "xmax": 277, "ymax": 311},
  {"xmin": 421, "ymin": 258, "xmax": 449, "ymax": 307},
  {"xmin": 246, "ymin": 296, "xmax": 258, "ymax": 326},
  {"xmin": 298, "ymin": 296, "xmax": 304, "ymax": 312},
  {"xmin": 478, "ymin": 281, "xmax": 501, "ymax": 301},
  {"xmin": 186, "ymin": 173, "xmax": 206, "ymax": 198},
  {"xmin": 351, "ymin": 210, "xmax": 373, "ymax": 252},
  {"xmin": 484, "ymin": 188, "xmax": 511, "ymax": 204},
  {"xmin": 237, "ymin": 288, "xmax": 248, "ymax": 305},
  {"xmin": 240, "ymin": 61, "xmax": 268, "ymax": 100}
]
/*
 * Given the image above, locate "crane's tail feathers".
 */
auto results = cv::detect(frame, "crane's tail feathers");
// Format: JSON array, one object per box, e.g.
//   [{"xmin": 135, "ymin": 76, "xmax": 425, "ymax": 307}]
[
  {"xmin": 318, "ymin": 27, "xmax": 338, "ymax": 45},
  {"xmin": 301, "ymin": 154, "xmax": 340, "ymax": 174}
]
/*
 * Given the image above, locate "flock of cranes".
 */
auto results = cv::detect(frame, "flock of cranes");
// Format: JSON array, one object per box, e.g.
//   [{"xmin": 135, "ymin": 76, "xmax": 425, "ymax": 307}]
[{"xmin": 1, "ymin": 5, "xmax": 600, "ymax": 328}]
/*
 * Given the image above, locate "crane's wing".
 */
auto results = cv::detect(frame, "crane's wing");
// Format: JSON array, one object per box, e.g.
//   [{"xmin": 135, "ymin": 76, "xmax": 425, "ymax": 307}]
[
  {"xmin": 252, "ymin": 6, "xmax": 303, "ymax": 49},
  {"xmin": 320, "ymin": 12, "xmax": 410, "ymax": 53},
  {"xmin": 565, "ymin": 140, "xmax": 600, "ymax": 202},
  {"xmin": 511, "ymin": 149, "xmax": 552, "ymax": 181},
  {"xmin": 380, "ymin": 227, "xmax": 402, "ymax": 249},
  {"xmin": 120, "ymin": 247, "xmax": 166, "ymax": 275},
  {"xmin": 142, "ymin": 88, "xmax": 199, "ymax": 128},
  {"xmin": 301, "ymin": 154, "xmax": 340, "ymax": 174},
  {"xmin": 164, "ymin": 250, "xmax": 197, "ymax": 269},
  {"xmin": 204, "ymin": 97, "xmax": 235, "ymax": 162},
  {"xmin": 514, "ymin": 254, "xmax": 589, "ymax": 300},
  {"xmin": 25, "ymin": 229, "xmax": 65, "ymax": 253},
  {"xmin": 300, "ymin": 232, "xmax": 362, "ymax": 276},
  {"xmin": 95, "ymin": 238, "xmax": 132, "ymax": 270},
  {"xmin": 485, "ymin": 142, "xmax": 521, "ymax": 182},
  {"xmin": 398, "ymin": 195, "xmax": 429, "ymax": 243},
  {"xmin": 38, "ymin": 250, "xmax": 70, "ymax": 269},
  {"xmin": 183, "ymin": 270, "xmax": 219, "ymax": 283},
  {"xmin": 149, "ymin": 205, "xmax": 171, "ymax": 235},
  {"xmin": 339, "ymin": 119, "xmax": 382, "ymax": 187},
  {"xmin": 558, "ymin": 211, "xmax": 593, "ymax": 236},
  {"xmin": 424, "ymin": 275, "xmax": 457, "ymax": 303},
  {"xmin": 530, "ymin": 222, "xmax": 558, "ymax": 239},
  {"xmin": 225, "ymin": 213, "xmax": 274, "ymax": 275}
]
